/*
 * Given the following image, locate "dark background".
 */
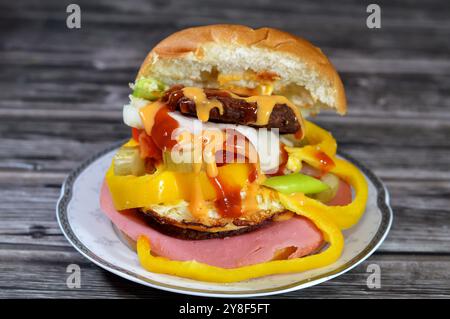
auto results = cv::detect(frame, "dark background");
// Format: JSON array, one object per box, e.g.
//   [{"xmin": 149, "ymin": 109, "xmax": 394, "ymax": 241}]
[{"xmin": 1, "ymin": 0, "xmax": 449, "ymax": 298}]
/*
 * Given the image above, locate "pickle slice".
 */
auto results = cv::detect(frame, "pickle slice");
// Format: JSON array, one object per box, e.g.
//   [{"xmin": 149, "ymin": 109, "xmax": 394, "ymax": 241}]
[
  {"xmin": 312, "ymin": 173, "xmax": 340, "ymax": 203},
  {"xmin": 113, "ymin": 146, "xmax": 145, "ymax": 176},
  {"xmin": 163, "ymin": 150, "xmax": 199, "ymax": 173},
  {"xmin": 283, "ymin": 135, "xmax": 309, "ymax": 147}
]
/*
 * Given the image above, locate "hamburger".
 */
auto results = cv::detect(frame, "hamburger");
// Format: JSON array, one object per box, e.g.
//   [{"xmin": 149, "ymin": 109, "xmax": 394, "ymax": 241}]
[{"xmin": 100, "ymin": 24, "xmax": 368, "ymax": 282}]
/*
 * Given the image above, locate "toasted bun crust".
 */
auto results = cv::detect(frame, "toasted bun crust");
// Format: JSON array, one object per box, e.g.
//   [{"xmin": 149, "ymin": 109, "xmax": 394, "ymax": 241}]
[{"xmin": 138, "ymin": 24, "xmax": 346, "ymax": 115}]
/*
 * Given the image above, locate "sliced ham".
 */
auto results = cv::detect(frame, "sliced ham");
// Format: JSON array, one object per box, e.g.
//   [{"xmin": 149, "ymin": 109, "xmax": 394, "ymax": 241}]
[
  {"xmin": 100, "ymin": 182, "xmax": 324, "ymax": 268},
  {"xmin": 327, "ymin": 179, "xmax": 353, "ymax": 206}
]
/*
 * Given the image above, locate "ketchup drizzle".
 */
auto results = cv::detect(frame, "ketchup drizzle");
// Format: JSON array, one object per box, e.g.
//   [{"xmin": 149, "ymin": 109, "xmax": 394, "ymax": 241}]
[
  {"xmin": 267, "ymin": 144, "xmax": 289, "ymax": 176},
  {"xmin": 314, "ymin": 150, "xmax": 335, "ymax": 174},
  {"xmin": 150, "ymin": 106, "xmax": 179, "ymax": 151},
  {"xmin": 209, "ymin": 176, "xmax": 243, "ymax": 218}
]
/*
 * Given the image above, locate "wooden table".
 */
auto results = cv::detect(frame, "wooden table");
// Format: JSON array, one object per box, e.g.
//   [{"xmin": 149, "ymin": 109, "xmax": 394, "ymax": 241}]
[{"xmin": 1, "ymin": 0, "xmax": 449, "ymax": 298}]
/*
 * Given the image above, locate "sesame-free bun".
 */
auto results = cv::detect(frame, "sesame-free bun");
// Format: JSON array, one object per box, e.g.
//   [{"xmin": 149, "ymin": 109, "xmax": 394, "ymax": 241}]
[{"xmin": 138, "ymin": 24, "xmax": 346, "ymax": 115}]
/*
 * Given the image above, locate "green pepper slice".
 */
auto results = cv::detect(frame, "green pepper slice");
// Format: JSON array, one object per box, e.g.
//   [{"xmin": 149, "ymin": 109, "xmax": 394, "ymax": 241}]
[{"xmin": 263, "ymin": 173, "xmax": 329, "ymax": 194}]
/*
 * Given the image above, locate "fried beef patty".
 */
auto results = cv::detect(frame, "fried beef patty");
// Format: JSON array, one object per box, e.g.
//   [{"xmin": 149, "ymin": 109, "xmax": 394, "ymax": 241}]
[{"xmin": 162, "ymin": 85, "xmax": 301, "ymax": 134}]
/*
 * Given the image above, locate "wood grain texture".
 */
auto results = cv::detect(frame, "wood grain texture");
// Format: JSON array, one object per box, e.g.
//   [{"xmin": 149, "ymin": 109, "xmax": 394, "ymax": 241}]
[
  {"xmin": 0, "ymin": 0, "xmax": 449, "ymax": 298},
  {"xmin": 1, "ymin": 248, "xmax": 449, "ymax": 298}
]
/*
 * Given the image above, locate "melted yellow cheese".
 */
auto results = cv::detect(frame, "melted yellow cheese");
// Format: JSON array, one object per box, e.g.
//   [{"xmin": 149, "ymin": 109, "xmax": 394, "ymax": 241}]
[
  {"xmin": 188, "ymin": 163, "xmax": 210, "ymax": 222},
  {"xmin": 180, "ymin": 87, "xmax": 304, "ymax": 135},
  {"xmin": 139, "ymin": 101, "xmax": 164, "ymax": 135},
  {"xmin": 244, "ymin": 95, "xmax": 297, "ymax": 126},
  {"xmin": 182, "ymin": 87, "xmax": 224, "ymax": 122},
  {"xmin": 241, "ymin": 182, "xmax": 259, "ymax": 213}
]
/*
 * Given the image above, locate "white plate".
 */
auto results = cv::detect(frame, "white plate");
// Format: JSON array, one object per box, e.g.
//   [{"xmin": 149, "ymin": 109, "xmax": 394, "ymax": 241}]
[{"xmin": 57, "ymin": 142, "xmax": 393, "ymax": 298}]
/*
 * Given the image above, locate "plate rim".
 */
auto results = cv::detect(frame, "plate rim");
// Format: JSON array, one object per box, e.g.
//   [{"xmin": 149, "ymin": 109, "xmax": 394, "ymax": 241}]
[{"xmin": 56, "ymin": 141, "xmax": 393, "ymax": 298}]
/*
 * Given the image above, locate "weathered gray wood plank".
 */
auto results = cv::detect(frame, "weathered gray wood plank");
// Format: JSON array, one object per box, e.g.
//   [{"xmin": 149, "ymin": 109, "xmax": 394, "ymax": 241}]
[
  {"xmin": 1, "ymin": 0, "xmax": 449, "ymax": 299},
  {"xmin": 1, "ymin": 248, "xmax": 449, "ymax": 298},
  {"xmin": 1, "ymin": 0, "xmax": 450, "ymax": 71}
]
